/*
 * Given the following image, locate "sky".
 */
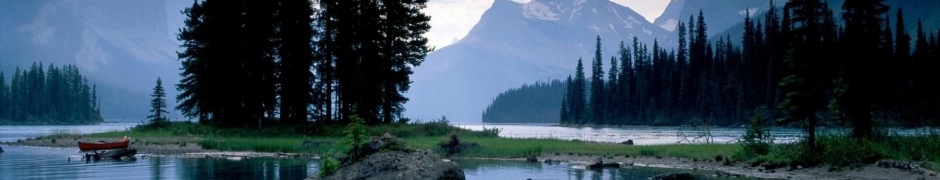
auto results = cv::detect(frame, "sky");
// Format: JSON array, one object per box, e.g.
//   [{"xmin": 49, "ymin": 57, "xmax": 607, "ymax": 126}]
[{"xmin": 421, "ymin": 0, "xmax": 672, "ymax": 49}]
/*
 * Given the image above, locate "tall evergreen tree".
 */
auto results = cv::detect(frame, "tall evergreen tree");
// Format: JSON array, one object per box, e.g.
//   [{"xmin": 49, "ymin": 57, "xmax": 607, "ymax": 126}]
[
  {"xmin": 589, "ymin": 36, "xmax": 605, "ymax": 123},
  {"xmin": 841, "ymin": 0, "xmax": 888, "ymax": 139},
  {"xmin": 149, "ymin": 77, "xmax": 169, "ymax": 122},
  {"xmin": 573, "ymin": 58, "xmax": 587, "ymax": 124},
  {"xmin": 779, "ymin": 0, "xmax": 835, "ymax": 151},
  {"xmin": 378, "ymin": 0, "xmax": 432, "ymax": 123},
  {"xmin": 278, "ymin": 0, "xmax": 317, "ymax": 125}
]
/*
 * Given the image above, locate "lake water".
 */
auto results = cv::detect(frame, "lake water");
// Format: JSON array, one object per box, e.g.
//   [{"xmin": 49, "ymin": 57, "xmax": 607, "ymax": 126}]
[
  {"xmin": 0, "ymin": 146, "xmax": 750, "ymax": 180},
  {"xmin": 2, "ymin": 123, "xmax": 930, "ymax": 179}
]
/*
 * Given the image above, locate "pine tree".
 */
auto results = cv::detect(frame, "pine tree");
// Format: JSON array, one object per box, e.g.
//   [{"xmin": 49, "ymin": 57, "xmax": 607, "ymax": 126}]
[
  {"xmin": 278, "ymin": 0, "xmax": 317, "ymax": 125},
  {"xmin": 841, "ymin": 0, "xmax": 888, "ymax": 139},
  {"xmin": 779, "ymin": 0, "xmax": 834, "ymax": 151},
  {"xmin": 573, "ymin": 58, "xmax": 587, "ymax": 124},
  {"xmin": 149, "ymin": 77, "xmax": 169, "ymax": 122},
  {"xmin": 589, "ymin": 36, "xmax": 605, "ymax": 123}
]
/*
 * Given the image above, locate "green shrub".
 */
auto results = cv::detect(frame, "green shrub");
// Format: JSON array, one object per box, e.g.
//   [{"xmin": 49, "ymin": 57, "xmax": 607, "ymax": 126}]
[
  {"xmin": 739, "ymin": 107, "xmax": 774, "ymax": 158},
  {"xmin": 318, "ymin": 151, "xmax": 341, "ymax": 177}
]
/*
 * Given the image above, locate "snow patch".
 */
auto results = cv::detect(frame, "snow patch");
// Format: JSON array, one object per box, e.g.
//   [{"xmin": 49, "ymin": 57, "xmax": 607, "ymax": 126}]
[
  {"xmin": 659, "ymin": 19, "xmax": 678, "ymax": 31},
  {"xmin": 592, "ymin": 8, "xmax": 597, "ymax": 14},
  {"xmin": 739, "ymin": 8, "xmax": 759, "ymax": 16},
  {"xmin": 523, "ymin": 1, "xmax": 559, "ymax": 21},
  {"xmin": 609, "ymin": 23, "xmax": 616, "ymax": 32},
  {"xmin": 574, "ymin": 0, "xmax": 586, "ymax": 6},
  {"xmin": 588, "ymin": 24, "xmax": 600, "ymax": 32},
  {"xmin": 642, "ymin": 27, "xmax": 652, "ymax": 35}
]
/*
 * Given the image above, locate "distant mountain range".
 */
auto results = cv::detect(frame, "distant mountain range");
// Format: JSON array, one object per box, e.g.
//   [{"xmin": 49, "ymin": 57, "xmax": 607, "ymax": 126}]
[
  {"xmin": 405, "ymin": 0, "xmax": 673, "ymax": 122},
  {"xmin": 406, "ymin": 0, "xmax": 940, "ymax": 123},
  {"xmin": 0, "ymin": 0, "xmax": 186, "ymax": 120}
]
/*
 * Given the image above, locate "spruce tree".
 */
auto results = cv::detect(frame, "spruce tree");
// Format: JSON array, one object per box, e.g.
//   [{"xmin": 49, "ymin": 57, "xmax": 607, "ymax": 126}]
[
  {"xmin": 278, "ymin": 0, "xmax": 317, "ymax": 125},
  {"xmin": 842, "ymin": 0, "xmax": 888, "ymax": 139},
  {"xmin": 573, "ymin": 58, "xmax": 587, "ymax": 124},
  {"xmin": 149, "ymin": 77, "xmax": 169, "ymax": 122},
  {"xmin": 589, "ymin": 36, "xmax": 605, "ymax": 124}
]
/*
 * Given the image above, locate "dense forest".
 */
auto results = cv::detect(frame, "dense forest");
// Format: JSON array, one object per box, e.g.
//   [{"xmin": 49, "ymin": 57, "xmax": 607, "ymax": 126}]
[
  {"xmin": 560, "ymin": 0, "xmax": 940, "ymax": 131},
  {"xmin": 482, "ymin": 80, "xmax": 566, "ymax": 123},
  {"xmin": 176, "ymin": 0, "xmax": 431, "ymax": 127},
  {"xmin": 0, "ymin": 62, "xmax": 103, "ymax": 124}
]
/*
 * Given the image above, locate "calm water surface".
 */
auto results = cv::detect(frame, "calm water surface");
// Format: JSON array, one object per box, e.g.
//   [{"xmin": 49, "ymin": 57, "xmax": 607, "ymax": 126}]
[{"xmin": 1, "ymin": 146, "xmax": 752, "ymax": 180}]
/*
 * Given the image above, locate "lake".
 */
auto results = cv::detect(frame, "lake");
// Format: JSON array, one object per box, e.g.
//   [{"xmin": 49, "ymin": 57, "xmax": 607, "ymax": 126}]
[{"xmin": 3, "ymin": 122, "xmax": 930, "ymax": 179}]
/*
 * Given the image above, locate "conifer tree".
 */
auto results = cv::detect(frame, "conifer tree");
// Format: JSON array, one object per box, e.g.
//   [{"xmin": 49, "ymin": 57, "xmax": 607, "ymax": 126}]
[
  {"xmin": 149, "ymin": 77, "xmax": 168, "ymax": 122},
  {"xmin": 589, "ymin": 36, "xmax": 605, "ymax": 123}
]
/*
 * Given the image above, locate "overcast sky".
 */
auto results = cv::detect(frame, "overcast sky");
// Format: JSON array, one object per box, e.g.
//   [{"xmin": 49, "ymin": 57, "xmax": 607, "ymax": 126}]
[{"xmin": 421, "ymin": 0, "xmax": 671, "ymax": 49}]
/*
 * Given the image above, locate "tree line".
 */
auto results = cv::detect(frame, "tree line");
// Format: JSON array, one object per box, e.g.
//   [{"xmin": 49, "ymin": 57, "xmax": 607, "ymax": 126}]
[
  {"xmin": 0, "ymin": 62, "xmax": 103, "ymax": 124},
  {"xmin": 483, "ymin": 80, "xmax": 566, "ymax": 123},
  {"xmin": 176, "ymin": 0, "xmax": 430, "ymax": 127},
  {"xmin": 560, "ymin": 0, "xmax": 940, "ymax": 138}
]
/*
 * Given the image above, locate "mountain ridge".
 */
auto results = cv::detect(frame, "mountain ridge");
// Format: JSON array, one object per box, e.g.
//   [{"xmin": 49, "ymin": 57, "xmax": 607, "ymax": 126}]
[{"xmin": 405, "ymin": 0, "xmax": 672, "ymax": 122}]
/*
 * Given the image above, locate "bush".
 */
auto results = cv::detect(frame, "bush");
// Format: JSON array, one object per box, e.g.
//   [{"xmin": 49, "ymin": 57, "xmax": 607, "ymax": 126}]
[
  {"xmin": 318, "ymin": 151, "xmax": 341, "ymax": 177},
  {"xmin": 739, "ymin": 107, "xmax": 774, "ymax": 158}
]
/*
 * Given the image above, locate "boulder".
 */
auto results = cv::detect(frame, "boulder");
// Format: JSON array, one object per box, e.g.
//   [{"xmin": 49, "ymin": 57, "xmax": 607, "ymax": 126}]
[
  {"xmin": 620, "ymin": 140, "xmax": 634, "ymax": 145},
  {"xmin": 0, "ymin": 145, "xmax": 4, "ymax": 153},
  {"xmin": 651, "ymin": 172, "xmax": 695, "ymax": 180},
  {"xmin": 318, "ymin": 150, "xmax": 465, "ymax": 180}
]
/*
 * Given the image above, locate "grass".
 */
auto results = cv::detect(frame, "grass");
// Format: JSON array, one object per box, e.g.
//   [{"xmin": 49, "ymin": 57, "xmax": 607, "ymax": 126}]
[
  {"xmin": 77, "ymin": 121, "xmax": 739, "ymax": 161},
  {"xmin": 733, "ymin": 131, "xmax": 940, "ymax": 171}
]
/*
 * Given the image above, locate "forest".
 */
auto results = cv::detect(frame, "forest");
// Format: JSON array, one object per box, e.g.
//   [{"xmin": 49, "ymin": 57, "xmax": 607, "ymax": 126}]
[
  {"xmin": 559, "ymin": 0, "xmax": 940, "ymax": 131},
  {"xmin": 0, "ymin": 62, "xmax": 103, "ymax": 124},
  {"xmin": 482, "ymin": 80, "xmax": 565, "ymax": 123},
  {"xmin": 175, "ymin": 0, "xmax": 431, "ymax": 128}
]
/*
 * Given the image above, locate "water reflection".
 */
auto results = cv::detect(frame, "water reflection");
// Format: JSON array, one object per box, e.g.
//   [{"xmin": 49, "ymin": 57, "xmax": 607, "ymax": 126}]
[
  {"xmin": 459, "ymin": 159, "xmax": 748, "ymax": 180},
  {"xmin": 0, "ymin": 146, "xmax": 313, "ymax": 180},
  {"xmin": 176, "ymin": 157, "xmax": 310, "ymax": 180}
]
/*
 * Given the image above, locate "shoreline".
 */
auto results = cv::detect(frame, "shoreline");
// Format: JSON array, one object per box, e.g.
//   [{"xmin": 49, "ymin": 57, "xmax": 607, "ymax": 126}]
[
  {"xmin": 2, "ymin": 135, "xmax": 317, "ymax": 159},
  {"xmin": 462, "ymin": 154, "xmax": 938, "ymax": 180},
  {"xmin": 6, "ymin": 134, "xmax": 938, "ymax": 180}
]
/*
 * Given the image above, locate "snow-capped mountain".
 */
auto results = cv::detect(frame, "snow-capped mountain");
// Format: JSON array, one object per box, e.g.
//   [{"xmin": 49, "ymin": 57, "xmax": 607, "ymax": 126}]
[{"xmin": 405, "ymin": 0, "xmax": 673, "ymax": 122}]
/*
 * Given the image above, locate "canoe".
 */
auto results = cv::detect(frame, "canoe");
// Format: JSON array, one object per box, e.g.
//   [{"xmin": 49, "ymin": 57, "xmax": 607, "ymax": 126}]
[{"xmin": 78, "ymin": 136, "xmax": 130, "ymax": 151}]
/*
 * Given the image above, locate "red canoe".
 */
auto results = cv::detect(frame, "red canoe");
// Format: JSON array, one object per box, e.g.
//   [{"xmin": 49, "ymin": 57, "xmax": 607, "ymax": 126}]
[{"xmin": 78, "ymin": 136, "xmax": 130, "ymax": 151}]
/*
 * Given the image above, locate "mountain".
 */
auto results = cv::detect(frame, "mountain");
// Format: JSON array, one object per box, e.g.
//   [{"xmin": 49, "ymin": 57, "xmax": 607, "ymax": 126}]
[
  {"xmin": 0, "ymin": 0, "xmax": 183, "ymax": 120},
  {"xmin": 405, "ymin": 0, "xmax": 673, "ymax": 123},
  {"xmin": 654, "ymin": 0, "xmax": 772, "ymax": 35}
]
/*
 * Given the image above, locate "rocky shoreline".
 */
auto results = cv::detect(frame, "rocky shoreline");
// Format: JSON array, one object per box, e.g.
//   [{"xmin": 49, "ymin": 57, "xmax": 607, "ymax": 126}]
[{"xmin": 497, "ymin": 154, "xmax": 939, "ymax": 180}]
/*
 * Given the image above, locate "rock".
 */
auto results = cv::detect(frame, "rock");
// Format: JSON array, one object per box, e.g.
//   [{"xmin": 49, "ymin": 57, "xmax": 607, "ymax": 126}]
[
  {"xmin": 101, "ymin": 148, "xmax": 138, "ymax": 159},
  {"xmin": 526, "ymin": 156, "xmax": 538, "ymax": 163},
  {"xmin": 651, "ymin": 172, "xmax": 695, "ymax": 180},
  {"xmin": 438, "ymin": 133, "xmax": 480, "ymax": 155},
  {"xmin": 620, "ymin": 140, "xmax": 634, "ymax": 145},
  {"xmin": 317, "ymin": 150, "xmax": 465, "ymax": 180},
  {"xmin": 0, "ymin": 146, "xmax": 4, "ymax": 153}
]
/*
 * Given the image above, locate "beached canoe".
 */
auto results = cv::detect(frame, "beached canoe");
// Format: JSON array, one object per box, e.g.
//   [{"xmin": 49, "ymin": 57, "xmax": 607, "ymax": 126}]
[{"xmin": 78, "ymin": 136, "xmax": 130, "ymax": 151}]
